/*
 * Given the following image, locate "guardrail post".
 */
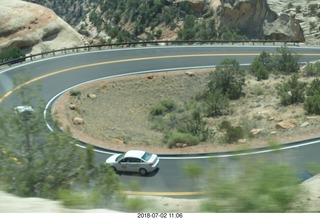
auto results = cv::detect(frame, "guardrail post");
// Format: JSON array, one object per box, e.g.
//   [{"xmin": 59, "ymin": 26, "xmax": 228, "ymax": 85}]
[{"xmin": 53, "ymin": 50, "xmax": 55, "ymax": 56}]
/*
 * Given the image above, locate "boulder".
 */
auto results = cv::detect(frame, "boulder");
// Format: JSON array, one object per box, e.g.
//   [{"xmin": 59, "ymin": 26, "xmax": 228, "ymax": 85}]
[
  {"xmin": 69, "ymin": 103, "xmax": 77, "ymax": 110},
  {"xmin": 217, "ymin": 0, "xmax": 304, "ymax": 41},
  {"xmin": 72, "ymin": 117, "xmax": 84, "ymax": 125},
  {"xmin": 263, "ymin": 13, "xmax": 305, "ymax": 42},
  {"xmin": 174, "ymin": 143, "xmax": 188, "ymax": 148},
  {"xmin": 250, "ymin": 128, "xmax": 261, "ymax": 135},
  {"xmin": 185, "ymin": 71, "xmax": 195, "ymax": 77},
  {"xmin": 0, "ymin": 0, "xmax": 86, "ymax": 54},
  {"xmin": 300, "ymin": 122, "xmax": 309, "ymax": 127},
  {"xmin": 87, "ymin": 93, "xmax": 97, "ymax": 99},
  {"xmin": 275, "ymin": 119, "xmax": 296, "ymax": 129}
]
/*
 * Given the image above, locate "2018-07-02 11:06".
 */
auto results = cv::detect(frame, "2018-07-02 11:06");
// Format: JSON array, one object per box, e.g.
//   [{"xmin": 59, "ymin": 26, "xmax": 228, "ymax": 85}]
[{"xmin": 137, "ymin": 213, "xmax": 183, "ymax": 218}]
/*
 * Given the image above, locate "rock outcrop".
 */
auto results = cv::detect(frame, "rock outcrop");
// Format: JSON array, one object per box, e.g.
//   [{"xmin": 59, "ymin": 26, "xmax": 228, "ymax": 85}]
[
  {"xmin": 216, "ymin": 0, "xmax": 305, "ymax": 42},
  {"xmin": 0, "ymin": 0, "xmax": 86, "ymax": 54}
]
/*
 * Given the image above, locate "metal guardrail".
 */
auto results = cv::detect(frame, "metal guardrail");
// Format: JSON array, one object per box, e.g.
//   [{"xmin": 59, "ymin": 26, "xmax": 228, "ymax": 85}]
[{"xmin": 0, "ymin": 39, "xmax": 301, "ymax": 67}]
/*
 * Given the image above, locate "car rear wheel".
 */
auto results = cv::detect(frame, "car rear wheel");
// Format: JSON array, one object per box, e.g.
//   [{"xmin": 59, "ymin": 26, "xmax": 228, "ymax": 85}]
[{"xmin": 139, "ymin": 168, "xmax": 147, "ymax": 176}]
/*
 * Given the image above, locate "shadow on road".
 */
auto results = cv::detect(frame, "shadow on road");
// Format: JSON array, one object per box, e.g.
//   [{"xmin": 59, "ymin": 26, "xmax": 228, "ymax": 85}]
[{"xmin": 116, "ymin": 167, "xmax": 160, "ymax": 177}]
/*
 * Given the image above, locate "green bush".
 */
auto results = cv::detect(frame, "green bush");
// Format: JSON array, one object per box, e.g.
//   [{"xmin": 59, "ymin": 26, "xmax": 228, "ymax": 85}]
[
  {"xmin": 251, "ymin": 62, "xmax": 269, "ymax": 81},
  {"xmin": 203, "ymin": 89, "xmax": 230, "ymax": 116},
  {"xmin": 177, "ymin": 108, "xmax": 210, "ymax": 141},
  {"xmin": 124, "ymin": 196, "xmax": 146, "ymax": 212},
  {"xmin": 306, "ymin": 78, "xmax": 320, "ymax": 96},
  {"xmin": 304, "ymin": 78, "xmax": 320, "ymax": 115},
  {"xmin": 273, "ymin": 46, "xmax": 300, "ymax": 74},
  {"xmin": 150, "ymin": 116, "xmax": 168, "ymax": 132},
  {"xmin": 58, "ymin": 190, "xmax": 89, "ymax": 209},
  {"xmin": 150, "ymin": 99, "xmax": 175, "ymax": 116},
  {"xmin": 0, "ymin": 48, "xmax": 25, "ymax": 64},
  {"xmin": 219, "ymin": 121, "xmax": 245, "ymax": 144},
  {"xmin": 304, "ymin": 95, "xmax": 320, "ymax": 115},
  {"xmin": 250, "ymin": 51, "xmax": 273, "ymax": 80},
  {"xmin": 207, "ymin": 59, "xmax": 245, "ymax": 100},
  {"xmin": 69, "ymin": 89, "xmax": 81, "ymax": 97},
  {"xmin": 166, "ymin": 131, "xmax": 200, "ymax": 148},
  {"xmin": 275, "ymin": 74, "xmax": 307, "ymax": 105},
  {"xmin": 303, "ymin": 61, "xmax": 320, "ymax": 77}
]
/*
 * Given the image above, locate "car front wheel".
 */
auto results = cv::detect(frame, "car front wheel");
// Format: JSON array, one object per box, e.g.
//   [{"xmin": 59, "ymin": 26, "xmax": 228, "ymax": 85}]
[{"xmin": 139, "ymin": 168, "xmax": 147, "ymax": 176}]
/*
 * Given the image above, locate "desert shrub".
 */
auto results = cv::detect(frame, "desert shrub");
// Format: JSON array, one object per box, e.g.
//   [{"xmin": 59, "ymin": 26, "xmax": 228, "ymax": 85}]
[
  {"xmin": 150, "ymin": 99, "xmax": 175, "ymax": 116},
  {"xmin": 273, "ymin": 46, "xmax": 300, "ymax": 74},
  {"xmin": 166, "ymin": 131, "xmax": 200, "ymax": 148},
  {"xmin": 219, "ymin": 121, "xmax": 245, "ymax": 144},
  {"xmin": 58, "ymin": 190, "xmax": 90, "ymax": 209},
  {"xmin": 275, "ymin": 74, "xmax": 307, "ymax": 106},
  {"xmin": 306, "ymin": 78, "xmax": 320, "ymax": 96},
  {"xmin": 69, "ymin": 89, "xmax": 81, "ymax": 97},
  {"xmin": 207, "ymin": 59, "xmax": 245, "ymax": 100},
  {"xmin": 203, "ymin": 89, "xmax": 230, "ymax": 116},
  {"xmin": 304, "ymin": 78, "xmax": 320, "ymax": 115},
  {"xmin": 250, "ymin": 85, "xmax": 264, "ymax": 96},
  {"xmin": 303, "ymin": 61, "xmax": 320, "ymax": 77},
  {"xmin": 177, "ymin": 108, "xmax": 210, "ymax": 141},
  {"xmin": 0, "ymin": 48, "xmax": 25, "ymax": 64},
  {"xmin": 124, "ymin": 196, "xmax": 146, "ymax": 212},
  {"xmin": 250, "ymin": 51, "xmax": 273, "ymax": 80},
  {"xmin": 251, "ymin": 62, "xmax": 269, "ymax": 81},
  {"xmin": 304, "ymin": 95, "xmax": 320, "ymax": 115},
  {"xmin": 150, "ymin": 116, "xmax": 168, "ymax": 132}
]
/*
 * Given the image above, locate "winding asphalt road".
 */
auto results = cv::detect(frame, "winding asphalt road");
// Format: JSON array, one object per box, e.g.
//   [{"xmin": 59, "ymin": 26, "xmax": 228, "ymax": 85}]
[{"xmin": 1, "ymin": 45, "xmax": 320, "ymax": 197}]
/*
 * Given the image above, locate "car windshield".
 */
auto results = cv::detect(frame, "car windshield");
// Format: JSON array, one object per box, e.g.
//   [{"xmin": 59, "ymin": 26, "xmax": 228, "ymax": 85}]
[
  {"xmin": 115, "ymin": 153, "xmax": 125, "ymax": 162},
  {"xmin": 141, "ymin": 152, "xmax": 152, "ymax": 161}
]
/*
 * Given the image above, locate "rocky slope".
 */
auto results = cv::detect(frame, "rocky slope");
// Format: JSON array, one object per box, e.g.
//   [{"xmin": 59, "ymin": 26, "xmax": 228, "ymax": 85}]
[
  {"xmin": 0, "ymin": 0, "xmax": 86, "ymax": 54},
  {"xmin": 3, "ymin": 0, "xmax": 317, "ymax": 53},
  {"xmin": 75, "ymin": 0, "xmax": 317, "ymax": 44}
]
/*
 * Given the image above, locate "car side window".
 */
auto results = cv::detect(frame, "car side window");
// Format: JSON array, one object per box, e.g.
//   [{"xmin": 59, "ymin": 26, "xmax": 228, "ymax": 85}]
[
  {"xmin": 120, "ymin": 158, "xmax": 129, "ymax": 163},
  {"xmin": 128, "ymin": 158, "xmax": 141, "ymax": 163}
]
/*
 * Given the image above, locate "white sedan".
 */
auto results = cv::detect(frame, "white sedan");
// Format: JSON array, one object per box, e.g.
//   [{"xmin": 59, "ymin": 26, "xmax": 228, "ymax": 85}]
[
  {"xmin": 106, "ymin": 150, "xmax": 159, "ymax": 176},
  {"xmin": 14, "ymin": 105, "xmax": 34, "ymax": 114}
]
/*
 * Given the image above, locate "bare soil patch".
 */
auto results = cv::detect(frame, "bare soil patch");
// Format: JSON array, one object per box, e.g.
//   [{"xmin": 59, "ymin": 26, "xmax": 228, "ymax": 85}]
[{"xmin": 51, "ymin": 69, "xmax": 320, "ymax": 154}]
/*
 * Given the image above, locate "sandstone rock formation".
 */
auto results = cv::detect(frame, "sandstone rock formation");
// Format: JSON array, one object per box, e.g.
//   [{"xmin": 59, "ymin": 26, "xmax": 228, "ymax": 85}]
[
  {"xmin": 217, "ymin": 0, "xmax": 305, "ymax": 42},
  {"xmin": 268, "ymin": 0, "xmax": 320, "ymax": 45},
  {"xmin": 263, "ymin": 13, "xmax": 305, "ymax": 41},
  {"xmin": 0, "ymin": 0, "xmax": 86, "ymax": 55}
]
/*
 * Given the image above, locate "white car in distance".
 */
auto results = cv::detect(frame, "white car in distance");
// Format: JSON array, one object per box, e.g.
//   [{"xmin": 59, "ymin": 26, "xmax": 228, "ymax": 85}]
[
  {"xmin": 106, "ymin": 150, "xmax": 159, "ymax": 176},
  {"xmin": 14, "ymin": 105, "xmax": 34, "ymax": 114},
  {"xmin": 14, "ymin": 105, "xmax": 34, "ymax": 118}
]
